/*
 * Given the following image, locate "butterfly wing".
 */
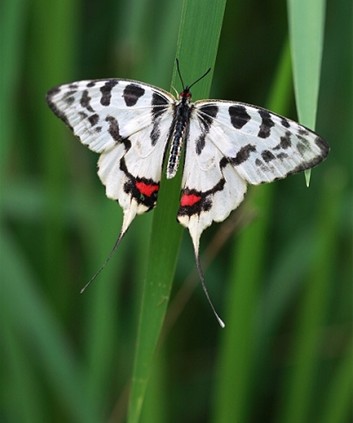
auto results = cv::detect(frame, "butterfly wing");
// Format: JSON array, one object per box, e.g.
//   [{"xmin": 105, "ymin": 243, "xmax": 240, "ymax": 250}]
[
  {"xmin": 178, "ymin": 100, "xmax": 329, "ymax": 257},
  {"xmin": 47, "ymin": 79, "xmax": 175, "ymax": 238}
]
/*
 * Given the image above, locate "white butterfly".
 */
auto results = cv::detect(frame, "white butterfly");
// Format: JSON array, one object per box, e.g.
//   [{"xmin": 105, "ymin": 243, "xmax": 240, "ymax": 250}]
[{"xmin": 47, "ymin": 61, "xmax": 329, "ymax": 327}]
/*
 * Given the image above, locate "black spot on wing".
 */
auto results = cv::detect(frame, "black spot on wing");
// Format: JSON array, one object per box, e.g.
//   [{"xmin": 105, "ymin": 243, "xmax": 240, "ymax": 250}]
[
  {"xmin": 78, "ymin": 111, "xmax": 88, "ymax": 120},
  {"xmin": 63, "ymin": 90, "xmax": 76, "ymax": 105},
  {"xmin": 281, "ymin": 117, "xmax": 290, "ymax": 128},
  {"xmin": 255, "ymin": 158, "xmax": 269, "ymax": 172},
  {"xmin": 100, "ymin": 80, "xmax": 118, "ymax": 106},
  {"xmin": 123, "ymin": 84, "xmax": 145, "ymax": 107},
  {"xmin": 151, "ymin": 92, "xmax": 169, "ymax": 118},
  {"xmin": 150, "ymin": 122, "xmax": 160, "ymax": 146},
  {"xmin": 296, "ymin": 136, "xmax": 311, "ymax": 156},
  {"xmin": 199, "ymin": 104, "xmax": 218, "ymax": 118},
  {"xmin": 88, "ymin": 114, "xmax": 99, "ymax": 126},
  {"xmin": 276, "ymin": 152, "xmax": 288, "ymax": 159},
  {"xmin": 46, "ymin": 88, "xmax": 72, "ymax": 129},
  {"xmin": 298, "ymin": 127, "xmax": 310, "ymax": 136},
  {"xmin": 262, "ymin": 150, "xmax": 276, "ymax": 162},
  {"xmin": 315, "ymin": 136, "xmax": 330, "ymax": 156},
  {"xmin": 80, "ymin": 90, "xmax": 95, "ymax": 113},
  {"xmin": 150, "ymin": 92, "xmax": 170, "ymax": 145},
  {"xmin": 87, "ymin": 81, "xmax": 96, "ymax": 87},
  {"xmin": 229, "ymin": 144, "xmax": 257, "ymax": 165},
  {"xmin": 193, "ymin": 105, "xmax": 219, "ymax": 155},
  {"xmin": 258, "ymin": 109, "xmax": 274, "ymax": 138},
  {"xmin": 105, "ymin": 116, "xmax": 121, "ymax": 142},
  {"xmin": 273, "ymin": 131, "xmax": 292, "ymax": 150},
  {"xmin": 196, "ymin": 133, "xmax": 206, "ymax": 155},
  {"xmin": 198, "ymin": 104, "xmax": 218, "ymax": 127},
  {"xmin": 192, "ymin": 105, "xmax": 218, "ymax": 155},
  {"xmin": 152, "ymin": 92, "xmax": 169, "ymax": 107},
  {"xmin": 229, "ymin": 105, "xmax": 251, "ymax": 129}
]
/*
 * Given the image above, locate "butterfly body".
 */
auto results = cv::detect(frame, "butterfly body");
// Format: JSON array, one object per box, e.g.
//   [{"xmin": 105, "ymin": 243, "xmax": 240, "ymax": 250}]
[{"xmin": 166, "ymin": 88, "xmax": 193, "ymax": 179}]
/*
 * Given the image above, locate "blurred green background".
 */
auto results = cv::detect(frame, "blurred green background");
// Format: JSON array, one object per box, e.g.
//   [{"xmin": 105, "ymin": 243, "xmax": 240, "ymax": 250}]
[{"xmin": 1, "ymin": 0, "xmax": 352, "ymax": 422}]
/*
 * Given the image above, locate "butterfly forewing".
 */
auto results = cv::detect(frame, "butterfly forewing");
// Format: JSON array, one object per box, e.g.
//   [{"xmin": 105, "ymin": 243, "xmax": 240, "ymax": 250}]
[
  {"xmin": 47, "ymin": 79, "xmax": 175, "ymax": 151},
  {"xmin": 194, "ymin": 100, "xmax": 328, "ymax": 182}
]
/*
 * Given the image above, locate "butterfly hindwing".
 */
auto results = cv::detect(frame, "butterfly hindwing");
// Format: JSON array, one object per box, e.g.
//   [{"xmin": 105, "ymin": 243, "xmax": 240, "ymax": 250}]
[
  {"xmin": 47, "ymin": 79, "xmax": 175, "ymax": 237},
  {"xmin": 97, "ymin": 111, "xmax": 174, "ymax": 233},
  {"xmin": 177, "ymin": 113, "xmax": 248, "ymax": 255}
]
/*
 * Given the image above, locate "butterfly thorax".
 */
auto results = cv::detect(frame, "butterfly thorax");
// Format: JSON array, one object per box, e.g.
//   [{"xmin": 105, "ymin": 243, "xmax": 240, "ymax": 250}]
[{"xmin": 166, "ymin": 88, "xmax": 192, "ymax": 179}]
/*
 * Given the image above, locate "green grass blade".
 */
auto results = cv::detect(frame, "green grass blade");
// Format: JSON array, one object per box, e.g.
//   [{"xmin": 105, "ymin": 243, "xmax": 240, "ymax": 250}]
[
  {"xmin": 31, "ymin": 0, "xmax": 78, "ymax": 309},
  {"xmin": 275, "ymin": 173, "xmax": 342, "ymax": 423},
  {"xmin": 212, "ymin": 188, "xmax": 272, "ymax": 423},
  {"xmin": 0, "ymin": 227, "xmax": 100, "ymax": 422},
  {"xmin": 2, "ymin": 320, "xmax": 46, "ymax": 422},
  {"xmin": 0, "ymin": 0, "xmax": 26, "ymax": 193},
  {"xmin": 140, "ymin": 352, "xmax": 167, "ymax": 423},
  {"xmin": 212, "ymin": 42, "xmax": 293, "ymax": 423},
  {"xmin": 82, "ymin": 201, "xmax": 125, "ymax": 412},
  {"xmin": 287, "ymin": 0, "xmax": 326, "ymax": 184},
  {"xmin": 288, "ymin": 0, "xmax": 325, "ymax": 125},
  {"xmin": 127, "ymin": 1, "xmax": 227, "ymax": 422},
  {"xmin": 320, "ymin": 345, "xmax": 353, "ymax": 423}
]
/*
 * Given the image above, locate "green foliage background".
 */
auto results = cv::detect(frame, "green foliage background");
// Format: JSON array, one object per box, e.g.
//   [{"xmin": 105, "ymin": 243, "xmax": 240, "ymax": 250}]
[{"xmin": 1, "ymin": 0, "xmax": 352, "ymax": 422}]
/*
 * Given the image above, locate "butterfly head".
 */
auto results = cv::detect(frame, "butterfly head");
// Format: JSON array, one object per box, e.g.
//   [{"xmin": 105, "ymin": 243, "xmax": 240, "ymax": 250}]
[
  {"xmin": 176, "ymin": 59, "xmax": 211, "ymax": 102},
  {"xmin": 179, "ymin": 86, "xmax": 192, "ymax": 102}
]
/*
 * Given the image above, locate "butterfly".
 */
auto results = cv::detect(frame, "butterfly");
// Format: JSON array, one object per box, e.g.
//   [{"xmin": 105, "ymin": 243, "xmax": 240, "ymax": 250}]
[{"xmin": 46, "ymin": 60, "xmax": 329, "ymax": 327}]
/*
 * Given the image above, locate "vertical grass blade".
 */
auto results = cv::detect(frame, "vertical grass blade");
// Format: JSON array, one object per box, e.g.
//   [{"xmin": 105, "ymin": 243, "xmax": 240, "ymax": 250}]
[
  {"xmin": 31, "ymin": 0, "xmax": 77, "ymax": 308},
  {"xmin": 320, "ymin": 345, "xmax": 353, "ymax": 423},
  {"xmin": 127, "ymin": 1, "xmax": 227, "ymax": 422},
  {"xmin": 82, "ymin": 201, "xmax": 125, "ymax": 415},
  {"xmin": 288, "ymin": 0, "xmax": 325, "ymax": 126},
  {"xmin": 2, "ymin": 320, "xmax": 45, "ymax": 422},
  {"xmin": 0, "ymin": 227, "xmax": 100, "ymax": 423},
  {"xmin": 140, "ymin": 352, "xmax": 167, "ymax": 423},
  {"xmin": 287, "ymin": 0, "xmax": 326, "ymax": 184},
  {"xmin": 0, "ymin": 0, "xmax": 26, "ymax": 188},
  {"xmin": 273, "ymin": 2, "xmax": 332, "ymax": 421},
  {"xmin": 212, "ymin": 42, "xmax": 293, "ymax": 423},
  {"xmin": 275, "ymin": 172, "xmax": 343, "ymax": 423}
]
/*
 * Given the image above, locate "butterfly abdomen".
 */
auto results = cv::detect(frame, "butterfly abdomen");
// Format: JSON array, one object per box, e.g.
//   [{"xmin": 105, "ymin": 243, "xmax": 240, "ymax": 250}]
[{"xmin": 166, "ymin": 98, "xmax": 191, "ymax": 179}]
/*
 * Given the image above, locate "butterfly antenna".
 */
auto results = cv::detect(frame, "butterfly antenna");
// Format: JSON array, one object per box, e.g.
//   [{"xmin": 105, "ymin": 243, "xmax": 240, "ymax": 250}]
[
  {"xmin": 195, "ymin": 254, "xmax": 225, "ymax": 328},
  {"xmin": 175, "ymin": 58, "xmax": 211, "ymax": 90},
  {"xmin": 175, "ymin": 58, "xmax": 185, "ymax": 89},
  {"xmin": 80, "ymin": 232, "xmax": 124, "ymax": 294},
  {"xmin": 188, "ymin": 67, "xmax": 211, "ymax": 90}
]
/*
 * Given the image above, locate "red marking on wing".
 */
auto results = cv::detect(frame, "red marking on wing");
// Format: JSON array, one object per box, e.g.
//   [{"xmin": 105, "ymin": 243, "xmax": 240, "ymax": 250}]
[
  {"xmin": 135, "ymin": 181, "xmax": 159, "ymax": 197},
  {"xmin": 180, "ymin": 193, "xmax": 202, "ymax": 207}
]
